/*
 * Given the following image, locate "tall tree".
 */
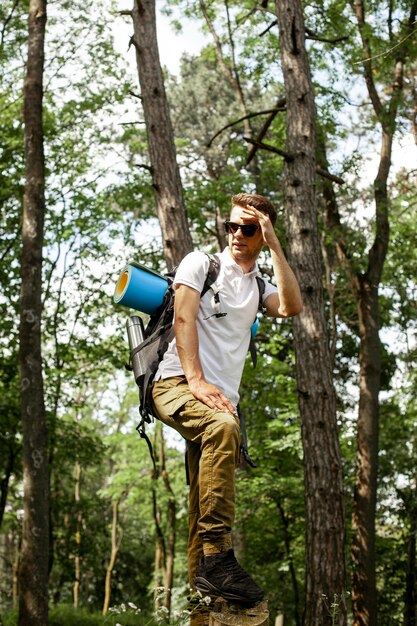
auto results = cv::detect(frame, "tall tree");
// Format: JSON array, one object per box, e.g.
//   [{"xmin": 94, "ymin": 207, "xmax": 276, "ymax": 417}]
[
  {"xmin": 151, "ymin": 424, "xmax": 176, "ymax": 619},
  {"xmin": 198, "ymin": 0, "xmax": 264, "ymax": 188},
  {"xmin": 349, "ymin": 4, "xmax": 416, "ymax": 623},
  {"xmin": 320, "ymin": 3, "xmax": 417, "ymax": 623},
  {"xmin": 275, "ymin": 1, "xmax": 347, "ymax": 624},
  {"xmin": 127, "ymin": 0, "xmax": 193, "ymax": 267},
  {"xmin": 18, "ymin": 0, "xmax": 49, "ymax": 623}
]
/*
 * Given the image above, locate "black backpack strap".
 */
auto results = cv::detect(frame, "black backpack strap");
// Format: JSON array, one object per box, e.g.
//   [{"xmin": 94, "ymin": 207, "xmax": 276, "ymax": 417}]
[
  {"xmin": 255, "ymin": 275, "xmax": 266, "ymax": 312},
  {"xmin": 135, "ymin": 397, "xmax": 158, "ymax": 478},
  {"xmin": 201, "ymin": 254, "xmax": 229, "ymax": 320},
  {"xmin": 202, "ymin": 253, "xmax": 221, "ymax": 297},
  {"xmin": 249, "ymin": 276, "xmax": 266, "ymax": 368},
  {"xmin": 249, "ymin": 336, "xmax": 258, "ymax": 368},
  {"xmin": 237, "ymin": 404, "xmax": 257, "ymax": 468}
]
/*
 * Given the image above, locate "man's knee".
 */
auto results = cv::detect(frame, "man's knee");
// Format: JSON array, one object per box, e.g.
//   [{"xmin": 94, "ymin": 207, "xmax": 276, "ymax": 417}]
[{"xmin": 207, "ymin": 412, "xmax": 240, "ymax": 449}]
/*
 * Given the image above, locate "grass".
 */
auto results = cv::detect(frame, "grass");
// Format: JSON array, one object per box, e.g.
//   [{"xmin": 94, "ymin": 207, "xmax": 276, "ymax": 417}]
[
  {"xmin": 0, "ymin": 590, "xmax": 211, "ymax": 625},
  {"xmin": 0, "ymin": 604, "xmax": 154, "ymax": 626}
]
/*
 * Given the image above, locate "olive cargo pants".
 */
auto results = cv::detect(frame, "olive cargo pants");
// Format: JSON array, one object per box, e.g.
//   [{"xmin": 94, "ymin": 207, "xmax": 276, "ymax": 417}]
[{"xmin": 152, "ymin": 376, "xmax": 241, "ymax": 589}]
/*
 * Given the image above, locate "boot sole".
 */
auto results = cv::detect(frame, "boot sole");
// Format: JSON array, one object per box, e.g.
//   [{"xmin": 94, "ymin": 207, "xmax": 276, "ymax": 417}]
[{"xmin": 195, "ymin": 576, "xmax": 264, "ymax": 605}]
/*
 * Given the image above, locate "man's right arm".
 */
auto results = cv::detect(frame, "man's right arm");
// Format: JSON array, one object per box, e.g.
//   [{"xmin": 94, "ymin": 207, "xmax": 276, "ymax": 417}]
[{"xmin": 174, "ymin": 283, "xmax": 235, "ymax": 414}]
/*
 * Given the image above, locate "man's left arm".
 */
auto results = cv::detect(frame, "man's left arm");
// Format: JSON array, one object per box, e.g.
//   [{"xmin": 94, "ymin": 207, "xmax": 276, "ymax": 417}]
[{"xmin": 265, "ymin": 244, "xmax": 302, "ymax": 318}]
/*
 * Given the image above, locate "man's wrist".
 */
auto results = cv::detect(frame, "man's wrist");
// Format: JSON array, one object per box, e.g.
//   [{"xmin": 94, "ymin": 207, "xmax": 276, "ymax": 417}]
[{"xmin": 187, "ymin": 374, "xmax": 205, "ymax": 388}]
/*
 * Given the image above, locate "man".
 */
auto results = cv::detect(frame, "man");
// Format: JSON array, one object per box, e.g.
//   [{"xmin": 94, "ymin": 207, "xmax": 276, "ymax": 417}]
[{"xmin": 152, "ymin": 193, "xmax": 302, "ymax": 614}]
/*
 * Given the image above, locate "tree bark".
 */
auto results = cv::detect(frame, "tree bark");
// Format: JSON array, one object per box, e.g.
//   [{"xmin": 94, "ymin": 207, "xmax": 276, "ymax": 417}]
[
  {"xmin": 159, "ymin": 428, "xmax": 176, "ymax": 616},
  {"xmin": 321, "ymin": 1, "xmax": 416, "ymax": 614},
  {"xmin": 6, "ymin": 529, "xmax": 21, "ymax": 610},
  {"xmin": 18, "ymin": 0, "xmax": 49, "ymax": 623},
  {"xmin": 276, "ymin": 502, "xmax": 301, "ymax": 626},
  {"xmin": 275, "ymin": 2, "xmax": 347, "ymax": 624},
  {"xmin": 351, "ymin": 275, "xmax": 381, "ymax": 626},
  {"xmin": 403, "ymin": 490, "xmax": 417, "ymax": 626},
  {"xmin": 131, "ymin": 0, "xmax": 193, "ymax": 268},
  {"xmin": 102, "ymin": 500, "xmax": 122, "ymax": 615},
  {"xmin": 0, "ymin": 446, "xmax": 16, "ymax": 529},
  {"xmin": 209, "ymin": 599, "xmax": 269, "ymax": 626},
  {"xmin": 347, "ymin": 5, "xmax": 415, "ymax": 623},
  {"xmin": 73, "ymin": 462, "xmax": 82, "ymax": 609},
  {"xmin": 151, "ymin": 424, "xmax": 176, "ymax": 619}
]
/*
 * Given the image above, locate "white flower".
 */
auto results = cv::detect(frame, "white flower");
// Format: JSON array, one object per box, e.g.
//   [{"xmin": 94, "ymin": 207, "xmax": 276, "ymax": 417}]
[{"xmin": 203, "ymin": 596, "xmax": 212, "ymax": 605}]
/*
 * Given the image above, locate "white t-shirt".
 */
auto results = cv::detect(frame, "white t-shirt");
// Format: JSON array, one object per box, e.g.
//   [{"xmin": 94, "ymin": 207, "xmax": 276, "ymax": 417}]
[{"xmin": 155, "ymin": 247, "xmax": 277, "ymax": 406}]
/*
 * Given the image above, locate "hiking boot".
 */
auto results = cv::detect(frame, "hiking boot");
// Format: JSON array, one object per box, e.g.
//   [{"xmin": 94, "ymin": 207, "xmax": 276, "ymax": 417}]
[{"xmin": 194, "ymin": 549, "xmax": 264, "ymax": 605}]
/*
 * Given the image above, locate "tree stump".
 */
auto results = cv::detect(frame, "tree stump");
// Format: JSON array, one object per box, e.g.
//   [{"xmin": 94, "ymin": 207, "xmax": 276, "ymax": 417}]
[{"xmin": 209, "ymin": 599, "xmax": 269, "ymax": 626}]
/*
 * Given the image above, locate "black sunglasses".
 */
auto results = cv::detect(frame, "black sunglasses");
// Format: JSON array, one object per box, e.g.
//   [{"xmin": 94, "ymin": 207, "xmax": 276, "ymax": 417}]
[{"xmin": 224, "ymin": 221, "xmax": 260, "ymax": 237}]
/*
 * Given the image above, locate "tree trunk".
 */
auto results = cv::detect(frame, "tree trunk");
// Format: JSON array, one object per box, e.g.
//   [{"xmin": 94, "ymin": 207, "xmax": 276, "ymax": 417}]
[
  {"xmin": 275, "ymin": 2, "xmax": 347, "ymax": 624},
  {"xmin": 159, "ymin": 428, "xmax": 176, "ymax": 616},
  {"xmin": 12, "ymin": 532, "xmax": 20, "ymax": 610},
  {"xmin": 18, "ymin": 0, "xmax": 49, "ymax": 623},
  {"xmin": 102, "ymin": 500, "xmax": 122, "ymax": 615},
  {"xmin": 209, "ymin": 599, "xmax": 269, "ymax": 626},
  {"xmin": 73, "ymin": 462, "xmax": 82, "ymax": 609},
  {"xmin": 151, "ymin": 424, "xmax": 176, "ymax": 619},
  {"xmin": 130, "ymin": 0, "xmax": 193, "ymax": 268},
  {"xmin": 347, "ymin": 5, "xmax": 416, "ymax": 623},
  {"xmin": 277, "ymin": 502, "xmax": 301, "ymax": 626},
  {"xmin": 403, "ymin": 492, "xmax": 417, "ymax": 626},
  {"xmin": 152, "ymin": 483, "xmax": 165, "ymax": 613},
  {"xmin": 0, "ymin": 446, "xmax": 15, "ymax": 529},
  {"xmin": 351, "ymin": 276, "xmax": 381, "ymax": 626}
]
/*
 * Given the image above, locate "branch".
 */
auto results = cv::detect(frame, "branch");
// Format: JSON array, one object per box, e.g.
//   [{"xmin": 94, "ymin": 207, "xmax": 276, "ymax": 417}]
[
  {"xmin": 246, "ymin": 97, "xmax": 286, "ymax": 164},
  {"xmin": 316, "ymin": 166, "xmax": 345, "ymax": 185},
  {"xmin": 258, "ymin": 19, "xmax": 278, "ymax": 37},
  {"xmin": 305, "ymin": 26, "xmax": 349, "ymax": 44},
  {"xmin": 118, "ymin": 121, "xmax": 146, "ymax": 126},
  {"xmin": 128, "ymin": 35, "xmax": 140, "ymax": 53},
  {"xmin": 200, "ymin": 0, "xmax": 252, "ymax": 140},
  {"xmin": 0, "ymin": 0, "xmax": 20, "ymax": 48},
  {"xmin": 243, "ymin": 137, "xmax": 294, "ymax": 161},
  {"xmin": 128, "ymin": 90, "xmax": 142, "ymax": 100},
  {"xmin": 245, "ymin": 138, "xmax": 345, "ymax": 184},
  {"xmin": 134, "ymin": 163, "xmax": 153, "ymax": 173},
  {"xmin": 318, "ymin": 139, "xmax": 357, "ymax": 290},
  {"xmin": 207, "ymin": 105, "xmax": 285, "ymax": 148},
  {"xmin": 350, "ymin": 0, "xmax": 383, "ymax": 118},
  {"xmin": 236, "ymin": 7, "xmax": 257, "ymax": 26},
  {"xmin": 199, "ymin": 0, "xmax": 234, "ymax": 87},
  {"xmin": 258, "ymin": 22, "xmax": 349, "ymax": 42},
  {"xmin": 0, "ymin": 238, "xmax": 16, "ymax": 265}
]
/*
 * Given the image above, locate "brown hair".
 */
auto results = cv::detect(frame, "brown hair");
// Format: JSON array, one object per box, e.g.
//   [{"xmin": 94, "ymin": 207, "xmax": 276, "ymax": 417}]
[{"xmin": 231, "ymin": 193, "xmax": 277, "ymax": 226}]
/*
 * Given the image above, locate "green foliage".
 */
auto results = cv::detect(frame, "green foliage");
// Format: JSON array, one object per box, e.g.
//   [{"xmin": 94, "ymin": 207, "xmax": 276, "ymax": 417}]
[
  {"xmin": 167, "ymin": 52, "xmax": 285, "ymax": 250},
  {"xmin": 49, "ymin": 605, "xmax": 107, "ymax": 626},
  {"xmin": 1, "ymin": 0, "xmax": 417, "ymax": 622},
  {"xmin": 235, "ymin": 320, "xmax": 304, "ymax": 621},
  {"xmin": 0, "ymin": 603, "xmax": 152, "ymax": 626}
]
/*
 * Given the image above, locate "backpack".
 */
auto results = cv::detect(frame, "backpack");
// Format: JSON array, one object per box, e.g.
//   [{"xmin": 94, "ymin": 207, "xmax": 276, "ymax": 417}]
[{"xmin": 126, "ymin": 253, "xmax": 265, "ymax": 471}]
